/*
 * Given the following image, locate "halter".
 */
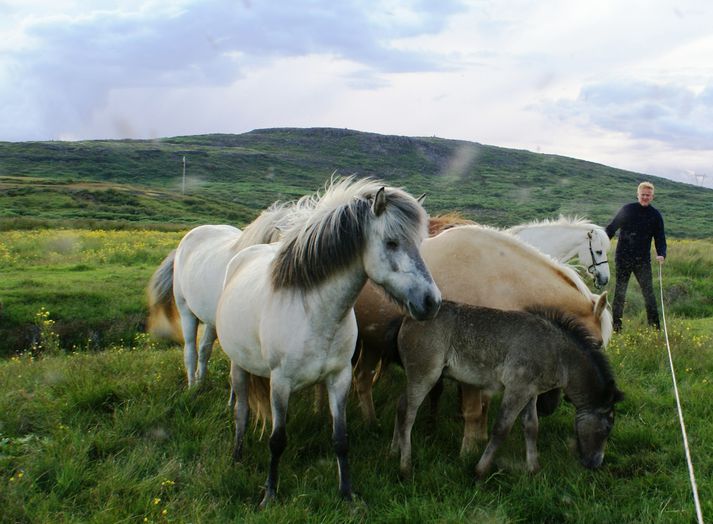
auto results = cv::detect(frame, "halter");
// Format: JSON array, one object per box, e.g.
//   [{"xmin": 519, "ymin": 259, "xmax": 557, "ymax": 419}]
[{"xmin": 586, "ymin": 230, "xmax": 608, "ymax": 275}]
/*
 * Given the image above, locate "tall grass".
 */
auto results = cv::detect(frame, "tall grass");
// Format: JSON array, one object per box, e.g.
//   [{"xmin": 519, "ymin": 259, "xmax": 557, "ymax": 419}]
[{"xmin": 0, "ymin": 318, "xmax": 711, "ymax": 522}]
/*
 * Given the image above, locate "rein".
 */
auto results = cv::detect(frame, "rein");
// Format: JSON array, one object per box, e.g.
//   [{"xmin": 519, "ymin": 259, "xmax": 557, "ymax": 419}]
[
  {"xmin": 586, "ymin": 230, "xmax": 608, "ymax": 275},
  {"xmin": 658, "ymin": 263, "xmax": 704, "ymax": 524}
]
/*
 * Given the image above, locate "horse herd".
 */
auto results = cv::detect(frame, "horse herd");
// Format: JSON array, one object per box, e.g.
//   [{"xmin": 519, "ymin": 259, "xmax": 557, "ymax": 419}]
[{"xmin": 146, "ymin": 177, "xmax": 621, "ymax": 507}]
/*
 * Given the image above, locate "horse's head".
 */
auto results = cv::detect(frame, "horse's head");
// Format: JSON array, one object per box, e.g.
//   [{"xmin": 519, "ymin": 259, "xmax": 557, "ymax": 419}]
[
  {"xmin": 580, "ymin": 229, "xmax": 611, "ymax": 288},
  {"xmin": 363, "ymin": 187, "xmax": 441, "ymax": 321},
  {"xmin": 574, "ymin": 383, "xmax": 624, "ymax": 468}
]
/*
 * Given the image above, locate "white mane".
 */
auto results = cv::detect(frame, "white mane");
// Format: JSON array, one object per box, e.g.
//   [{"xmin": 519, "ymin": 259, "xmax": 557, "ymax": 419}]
[{"xmin": 507, "ymin": 215, "xmax": 602, "ymax": 235}]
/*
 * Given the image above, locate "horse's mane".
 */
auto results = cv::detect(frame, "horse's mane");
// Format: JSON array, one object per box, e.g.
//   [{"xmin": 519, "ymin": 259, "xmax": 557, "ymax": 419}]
[
  {"xmin": 233, "ymin": 201, "xmax": 301, "ymax": 251},
  {"xmin": 525, "ymin": 306, "xmax": 616, "ymax": 398},
  {"xmin": 428, "ymin": 212, "xmax": 478, "ymax": 236},
  {"xmin": 271, "ymin": 176, "xmax": 427, "ymax": 290},
  {"xmin": 507, "ymin": 215, "xmax": 606, "ymax": 236}
]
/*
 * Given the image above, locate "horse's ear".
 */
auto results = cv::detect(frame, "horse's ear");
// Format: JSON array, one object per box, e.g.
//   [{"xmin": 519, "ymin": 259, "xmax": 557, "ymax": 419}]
[
  {"xmin": 373, "ymin": 187, "xmax": 387, "ymax": 216},
  {"xmin": 416, "ymin": 193, "xmax": 427, "ymax": 205},
  {"xmin": 593, "ymin": 291, "xmax": 608, "ymax": 319}
]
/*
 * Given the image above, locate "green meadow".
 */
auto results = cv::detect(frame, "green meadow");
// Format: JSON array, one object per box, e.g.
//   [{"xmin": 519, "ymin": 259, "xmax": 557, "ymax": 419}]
[
  {"xmin": 0, "ymin": 230, "xmax": 711, "ymax": 523},
  {"xmin": 1, "ymin": 129, "xmax": 712, "ymax": 521}
]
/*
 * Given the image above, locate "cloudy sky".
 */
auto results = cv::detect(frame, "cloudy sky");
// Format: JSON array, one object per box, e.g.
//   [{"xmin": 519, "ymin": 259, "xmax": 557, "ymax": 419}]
[{"xmin": 1, "ymin": 0, "xmax": 712, "ymax": 187}]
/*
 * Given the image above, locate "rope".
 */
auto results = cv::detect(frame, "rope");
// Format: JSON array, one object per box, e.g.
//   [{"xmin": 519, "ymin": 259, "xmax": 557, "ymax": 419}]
[{"xmin": 657, "ymin": 262, "xmax": 704, "ymax": 524}]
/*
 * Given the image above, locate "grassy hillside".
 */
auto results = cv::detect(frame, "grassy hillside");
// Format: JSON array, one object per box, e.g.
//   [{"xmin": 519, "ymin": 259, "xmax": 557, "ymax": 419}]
[{"xmin": 1, "ymin": 128, "xmax": 711, "ymax": 237}]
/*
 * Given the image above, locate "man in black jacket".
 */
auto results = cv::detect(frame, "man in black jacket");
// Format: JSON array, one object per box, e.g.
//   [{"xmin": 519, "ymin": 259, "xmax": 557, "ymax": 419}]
[{"xmin": 606, "ymin": 181, "xmax": 667, "ymax": 332}]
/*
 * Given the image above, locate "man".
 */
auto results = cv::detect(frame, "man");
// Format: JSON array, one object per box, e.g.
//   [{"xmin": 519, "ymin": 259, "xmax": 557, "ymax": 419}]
[{"xmin": 605, "ymin": 181, "xmax": 667, "ymax": 332}]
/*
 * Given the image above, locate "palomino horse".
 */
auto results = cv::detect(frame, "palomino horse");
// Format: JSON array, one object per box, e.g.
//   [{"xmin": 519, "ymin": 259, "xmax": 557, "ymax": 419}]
[
  {"xmin": 506, "ymin": 216, "xmax": 611, "ymax": 288},
  {"xmin": 392, "ymin": 301, "xmax": 623, "ymax": 479},
  {"xmin": 216, "ymin": 177, "xmax": 441, "ymax": 507},
  {"xmin": 429, "ymin": 213, "xmax": 611, "ymax": 287},
  {"xmin": 353, "ymin": 225, "xmax": 611, "ymax": 454},
  {"xmin": 146, "ymin": 204, "xmax": 294, "ymax": 386}
]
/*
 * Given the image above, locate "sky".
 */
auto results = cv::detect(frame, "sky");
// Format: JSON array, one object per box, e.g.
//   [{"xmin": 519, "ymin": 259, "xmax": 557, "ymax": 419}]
[{"xmin": 1, "ymin": 0, "xmax": 712, "ymax": 187}]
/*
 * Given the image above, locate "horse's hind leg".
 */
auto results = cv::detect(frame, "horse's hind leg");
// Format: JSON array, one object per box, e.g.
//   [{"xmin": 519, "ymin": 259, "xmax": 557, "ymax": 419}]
[
  {"xmin": 326, "ymin": 366, "xmax": 354, "ymax": 501},
  {"xmin": 231, "ymin": 363, "xmax": 250, "ymax": 462},
  {"xmin": 461, "ymin": 385, "xmax": 488, "ymax": 456},
  {"xmin": 196, "ymin": 324, "xmax": 217, "ymax": 384},
  {"xmin": 260, "ymin": 377, "xmax": 290, "ymax": 509},
  {"xmin": 176, "ymin": 298, "xmax": 199, "ymax": 387},
  {"xmin": 521, "ymin": 397, "xmax": 541, "ymax": 473},
  {"xmin": 474, "ymin": 390, "xmax": 530, "ymax": 480}
]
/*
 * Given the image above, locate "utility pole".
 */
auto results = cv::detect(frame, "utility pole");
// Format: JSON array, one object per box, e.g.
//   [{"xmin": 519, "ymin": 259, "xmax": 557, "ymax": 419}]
[{"xmin": 182, "ymin": 156, "xmax": 186, "ymax": 195}]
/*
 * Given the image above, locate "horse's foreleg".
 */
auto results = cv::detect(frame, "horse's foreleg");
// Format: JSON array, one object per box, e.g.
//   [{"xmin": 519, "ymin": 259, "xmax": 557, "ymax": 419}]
[
  {"xmin": 326, "ymin": 366, "xmax": 353, "ymax": 501},
  {"xmin": 474, "ymin": 390, "xmax": 529, "ymax": 480},
  {"xmin": 260, "ymin": 379, "xmax": 290, "ymax": 509},
  {"xmin": 196, "ymin": 324, "xmax": 217, "ymax": 384},
  {"xmin": 394, "ymin": 371, "xmax": 440, "ymax": 479},
  {"xmin": 521, "ymin": 397, "xmax": 541, "ymax": 473},
  {"xmin": 460, "ymin": 384, "xmax": 486, "ymax": 456},
  {"xmin": 427, "ymin": 376, "xmax": 445, "ymax": 422},
  {"xmin": 176, "ymin": 301, "xmax": 199, "ymax": 387},
  {"xmin": 231, "ymin": 363, "xmax": 250, "ymax": 462},
  {"xmin": 353, "ymin": 340, "xmax": 380, "ymax": 425}
]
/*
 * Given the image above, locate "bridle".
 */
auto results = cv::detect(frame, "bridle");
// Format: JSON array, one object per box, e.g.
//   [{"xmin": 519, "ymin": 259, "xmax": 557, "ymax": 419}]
[{"xmin": 586, "ymin": 230, "xmax": 609, "ymax": 276}]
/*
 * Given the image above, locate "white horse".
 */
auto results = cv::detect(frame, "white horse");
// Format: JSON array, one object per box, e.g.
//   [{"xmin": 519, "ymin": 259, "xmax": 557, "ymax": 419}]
[
  {"xmin": 216, "ymin": 177, "xmax": 441, "ymax": 506},
  {"xmin": 146, "ymin": 204, "xmax": 296, "ymax": 386},
  {"xmin": 506, "ymin": 216, "xmax": 611, "ymax": 288}
]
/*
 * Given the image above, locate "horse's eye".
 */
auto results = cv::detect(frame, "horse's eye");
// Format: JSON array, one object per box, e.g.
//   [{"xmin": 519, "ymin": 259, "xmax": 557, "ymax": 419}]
[
  {"xmin": 386, "ymin": 240, "xmax": 399, "ymax": 250},
  {"xmin": 596, "ymin": 251, "xmax": 603, "ymax": 256}
]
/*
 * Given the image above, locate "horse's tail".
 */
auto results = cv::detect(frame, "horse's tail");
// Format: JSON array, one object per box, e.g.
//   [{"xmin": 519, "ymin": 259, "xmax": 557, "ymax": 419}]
[
  {"xmin": 146, "ymin": 250, "xmax": 182, "ymax": 342},
  {"xmin": 247, "ymin": 374, "xmax": 272, "ymax": 437}
]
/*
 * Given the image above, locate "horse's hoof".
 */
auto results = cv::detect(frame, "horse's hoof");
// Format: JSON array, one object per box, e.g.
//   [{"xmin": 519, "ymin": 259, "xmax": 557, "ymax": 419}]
[
  {"xmin": 398, "ymin": 467, "xmax": 413, "ymax": 481},
  {"xmin": 258, "ymin": 493, "xmax": 274, "ymax": 510}
]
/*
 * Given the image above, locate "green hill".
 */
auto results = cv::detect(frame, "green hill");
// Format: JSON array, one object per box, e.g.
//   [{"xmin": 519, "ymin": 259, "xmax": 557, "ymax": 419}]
[{"xmin": 1, "ymin": 127, "xmax": 711, "ymax": 237}]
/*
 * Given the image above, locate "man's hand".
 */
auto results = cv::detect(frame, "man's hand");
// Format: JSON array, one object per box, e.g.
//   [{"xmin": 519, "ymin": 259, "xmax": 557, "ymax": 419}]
[{"xmin": 656, "ymin": 255, "xmax": 665, "ymax": 264}]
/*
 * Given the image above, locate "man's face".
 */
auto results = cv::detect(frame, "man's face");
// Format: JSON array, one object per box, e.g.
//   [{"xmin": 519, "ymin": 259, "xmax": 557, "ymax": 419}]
[{"xmin": 637, "ymin": 188, "xmax": 654, "ymax": 206}]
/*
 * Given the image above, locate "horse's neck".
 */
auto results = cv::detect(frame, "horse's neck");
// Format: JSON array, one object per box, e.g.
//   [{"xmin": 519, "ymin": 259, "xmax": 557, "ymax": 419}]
[
  {"xmin": 512, "ymin": 226, "xmax": 582, "ymax": 262},
  {"xmin": 307, "ymin": 264, "xmax": 368, "ymax": 327},
  {"xmin": 561, "ymin": 348, "xmax": 604, "ymax": 409}
]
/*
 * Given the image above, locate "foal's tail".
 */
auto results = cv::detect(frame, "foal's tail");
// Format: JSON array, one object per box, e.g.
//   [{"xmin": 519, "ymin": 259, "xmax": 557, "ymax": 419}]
[{"xmin": 146, "ymin": 249, "xmax": 182, "ymax": 342}]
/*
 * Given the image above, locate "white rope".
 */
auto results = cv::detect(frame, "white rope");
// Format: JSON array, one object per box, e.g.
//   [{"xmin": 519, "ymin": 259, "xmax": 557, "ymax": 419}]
[{"xmin": 657, "ymin": 262, "xmax": 704, "ymax": 524}]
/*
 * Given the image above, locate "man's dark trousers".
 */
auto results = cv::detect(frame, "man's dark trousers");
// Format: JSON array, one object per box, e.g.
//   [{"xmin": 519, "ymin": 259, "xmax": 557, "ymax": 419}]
[{"xmin": 612, "ymin": 256, "xmax": 660, "ymax": 331}]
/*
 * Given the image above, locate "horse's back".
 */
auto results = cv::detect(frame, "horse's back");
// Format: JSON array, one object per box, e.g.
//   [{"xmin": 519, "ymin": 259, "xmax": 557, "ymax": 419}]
[
  {"xmin": 421, "ymin": 225, "xmax": 605, "ymax": 339},
  {"xmin": 173, "ymin": 224, "xmax": 243, "ymax": 324}
]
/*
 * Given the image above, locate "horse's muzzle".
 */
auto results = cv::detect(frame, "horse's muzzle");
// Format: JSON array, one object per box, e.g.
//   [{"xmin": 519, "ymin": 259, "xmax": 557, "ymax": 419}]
[
  {"xmin": 595, "ymin": 274, "xmax": 609, "ymax": 289},
  {"xmin": 407, "ymin": 290, "xmax": 442, "ymax": 321},
  {"xmin": 580, "ymin": 451, "xmax": 604, "ymax": 469}
]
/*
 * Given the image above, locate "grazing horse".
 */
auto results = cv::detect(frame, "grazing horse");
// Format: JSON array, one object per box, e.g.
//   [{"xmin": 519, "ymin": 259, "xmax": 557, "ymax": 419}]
[
  {"xmin": 507, "ymin": 216, "xmax": 611, "ymax": 288},
  {"xmin": 216, "ymin": 177, "xmax": 441, "ymax": 507},
  {"xmin": 353, "ymin": 225, "xmax": 611, "ymax": 454},
  {"xmin": 391, "ymin": 300, "xmax": 623, "ymax": 479},
  {"xmin": 146, "ymin": 204, "xmax": 294, "ymax": 386}
]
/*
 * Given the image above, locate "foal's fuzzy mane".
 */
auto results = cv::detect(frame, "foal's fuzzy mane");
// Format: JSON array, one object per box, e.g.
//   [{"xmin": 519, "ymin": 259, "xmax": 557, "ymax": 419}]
[
  {"xmin": 271, "ymin": 177, "xmax": 427, "ymax": 290},
  {"xmin": 526, "ymin": 306, "xmax": 616, "ymax": 395}
]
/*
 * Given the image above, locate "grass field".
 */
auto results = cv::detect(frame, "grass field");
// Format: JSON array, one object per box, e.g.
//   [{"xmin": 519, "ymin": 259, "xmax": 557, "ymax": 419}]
[{"xmin": 1, "ymin": 230, "xmax": 712, "ymax": 522}]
